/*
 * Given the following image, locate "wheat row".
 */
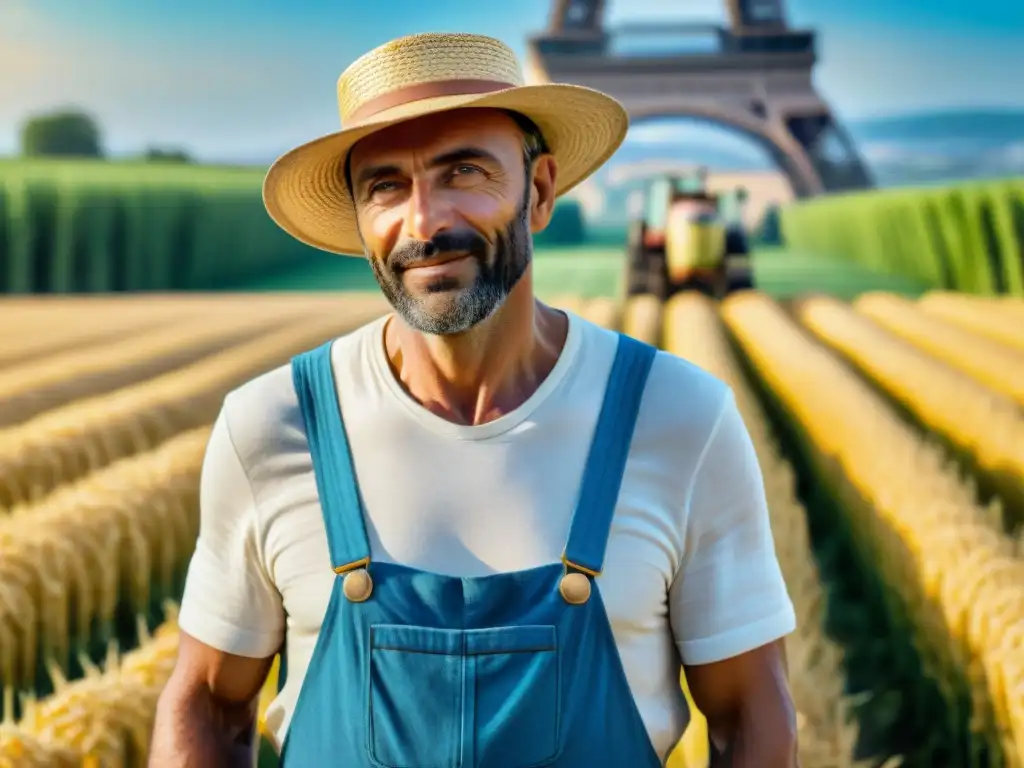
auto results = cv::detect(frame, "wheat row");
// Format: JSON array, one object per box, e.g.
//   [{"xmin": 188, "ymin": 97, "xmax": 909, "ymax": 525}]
[
  {"xmin": 797, "ymin": 294, "xmax": 1024, "ymax": 533},
  {"xmin": 0, "ymin": 607, "xmax": 181, "ymax": 768},
  {"xmin": 3, "ymin": 290, "xmax": 1015, "ymax": 767},
  {"xmin": 0, "ymin": 426, "xmax": 209, "ymax": 693},
  {"xmin": 0, "ymin": 304, "xmax": 331, "ymax": 428},
  {"xmin": 722, "ymin": 291, "xmax": 1024, "ymax": 765},
  {"xmin": 663, "ymin": 292, "xmax": 884, "ymax": 768},
  {"xmin": 0, "ymin": 292, "xmax": 383, "ymax": 370},
  {"xmin": 548, "ymin": 294, "xmax": 621, "ymax": 329},
  {"xmin": 916, "ymin": 292, "xmax": 1024, "ymax": 354},
  {"xmin": 853, "ymin": 292, "xmax": 1024, "ymax": 407},
  {"xmin": 0, "ymin": 294, "xmax": 275, "ymax": 368},
  {"xmin": 0, "ymin": 296, "xmax": 388, "ymax": 510},
  {"xmin": 0, "ymin": 306, "xmax": 182, "ymax": 372}
]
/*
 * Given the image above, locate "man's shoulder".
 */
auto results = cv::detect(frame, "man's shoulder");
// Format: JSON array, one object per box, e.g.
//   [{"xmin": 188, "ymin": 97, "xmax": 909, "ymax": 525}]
[
  {"xmin": 632, "ymin": 338, "xmax": 732, "ymax": 454},
  {"xmin": 219, "ymin": 319, "xmax": 380, "ymax": 478},
  {"xmin": 647, "ymin": 345, "xmax": 730, "ymax": 412},
  {"xmin": 567, "ymin": 317, "xmax": 729, "ymax": 459}
]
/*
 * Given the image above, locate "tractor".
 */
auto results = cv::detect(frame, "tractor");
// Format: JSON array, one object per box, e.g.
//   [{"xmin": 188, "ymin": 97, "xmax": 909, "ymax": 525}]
[{"xmin": 624, "ymin": 168, "xmax": 755, "ymax": 301}]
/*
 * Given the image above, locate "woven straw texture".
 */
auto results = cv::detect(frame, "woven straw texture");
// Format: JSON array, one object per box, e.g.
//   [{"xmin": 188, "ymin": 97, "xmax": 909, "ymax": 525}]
[
  {"xmin": 262, "ymin": 32, "xmax": 628, "ymax": 257},
  {"xmin": 339, "ymin": 33, "xmax": 524, "ymax": 122}
]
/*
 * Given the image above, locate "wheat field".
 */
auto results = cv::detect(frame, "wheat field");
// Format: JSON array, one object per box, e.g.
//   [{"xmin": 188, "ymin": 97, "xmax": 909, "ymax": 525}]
[{"xmin": 0, "ymin": 289, "xmax": 1022, "ymax": 767}]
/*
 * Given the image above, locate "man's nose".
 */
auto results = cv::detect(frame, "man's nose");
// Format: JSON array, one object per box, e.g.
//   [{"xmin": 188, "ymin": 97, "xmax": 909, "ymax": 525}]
[{"xmin": 405, "ymin": 178, "xmax": 455, "ymax": 242}]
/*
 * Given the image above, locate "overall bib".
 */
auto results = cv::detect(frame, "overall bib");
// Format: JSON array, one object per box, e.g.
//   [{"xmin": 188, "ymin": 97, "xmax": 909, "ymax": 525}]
[{"xmin": 280, "ymin": 333, "xmax": 663, "ymax": 767}]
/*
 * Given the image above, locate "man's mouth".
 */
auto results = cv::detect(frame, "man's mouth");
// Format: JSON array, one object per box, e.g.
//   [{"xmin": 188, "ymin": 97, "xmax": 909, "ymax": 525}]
[{"xmin": 402, "ymin": 252, "xmax": 472, "ymax": 272}]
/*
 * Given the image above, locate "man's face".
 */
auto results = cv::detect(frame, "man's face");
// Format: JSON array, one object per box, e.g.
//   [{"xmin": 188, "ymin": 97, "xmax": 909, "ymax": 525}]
[{"xmin": 348, "ymin": 109, "xmax": 538, "ymax": 336}]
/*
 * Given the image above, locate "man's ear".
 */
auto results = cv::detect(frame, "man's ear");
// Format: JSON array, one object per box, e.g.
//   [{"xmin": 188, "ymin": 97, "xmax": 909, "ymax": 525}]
[{"xmin": 529, "ymin": 155, "xmax": 558, "ymax": 234}]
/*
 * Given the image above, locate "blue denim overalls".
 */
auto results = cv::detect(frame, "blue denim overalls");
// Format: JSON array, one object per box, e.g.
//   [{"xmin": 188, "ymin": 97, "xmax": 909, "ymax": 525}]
[{"xmin": 279, "ymin": 332, "xmax": 662, "ymax": 767}]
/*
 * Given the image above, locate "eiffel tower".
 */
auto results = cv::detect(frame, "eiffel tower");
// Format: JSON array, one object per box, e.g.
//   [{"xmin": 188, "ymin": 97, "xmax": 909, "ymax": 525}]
[{"xmin": 526, "ymin": 0, "xmax": 873, "ymax": 196}]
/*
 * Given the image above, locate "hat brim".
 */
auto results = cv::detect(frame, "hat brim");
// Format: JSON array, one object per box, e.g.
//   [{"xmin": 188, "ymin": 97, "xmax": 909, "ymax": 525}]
[{"xmin": 262, "ymin": 83, "xmax": 629, "ymax": 256}]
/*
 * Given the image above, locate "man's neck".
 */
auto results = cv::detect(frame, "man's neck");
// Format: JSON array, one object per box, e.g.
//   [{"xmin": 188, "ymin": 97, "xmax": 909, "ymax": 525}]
[{"xmin": 383, "ymin": 276, "xmax": 569, "ymax": 426}]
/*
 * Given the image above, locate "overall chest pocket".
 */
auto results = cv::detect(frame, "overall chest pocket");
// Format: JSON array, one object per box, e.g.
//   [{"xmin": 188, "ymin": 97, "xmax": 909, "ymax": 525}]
[{"xmin": 367, "ymin": 624, "xmax": 562, "ymax": 768}]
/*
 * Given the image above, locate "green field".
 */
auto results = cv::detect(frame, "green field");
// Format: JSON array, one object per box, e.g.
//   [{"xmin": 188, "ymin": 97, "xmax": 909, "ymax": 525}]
[
  {"xmin": 235, "ymin": 244, "xmax": 931, "ymax": 300},
  {"xmin": 2, "ymin": 156, "xmax": 1019, "ymax": 299},
  {"xmin": 780, "ymin": 177, "xmax": 1024, "ymax": 296},
  {"xmin": 0, "ymin": 157, "xmax": 588, "ymax": 294}
]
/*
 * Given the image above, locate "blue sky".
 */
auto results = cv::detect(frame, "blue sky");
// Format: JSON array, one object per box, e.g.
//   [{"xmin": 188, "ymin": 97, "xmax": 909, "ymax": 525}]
[{"xmin": 1, "ymin": 0, "xmax": 1021, "ymax": 161}]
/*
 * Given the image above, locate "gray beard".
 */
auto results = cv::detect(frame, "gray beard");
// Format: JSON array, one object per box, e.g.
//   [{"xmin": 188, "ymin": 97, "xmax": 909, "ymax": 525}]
[{"xmin": 368, "ymin": 191, "xmax": 532, "ymax": 336}]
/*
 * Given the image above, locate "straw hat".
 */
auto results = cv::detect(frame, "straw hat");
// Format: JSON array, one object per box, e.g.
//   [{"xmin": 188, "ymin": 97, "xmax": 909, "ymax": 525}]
[{"xmin": 262, "ymin": 32, "xmax": 629, "ymax": 256}]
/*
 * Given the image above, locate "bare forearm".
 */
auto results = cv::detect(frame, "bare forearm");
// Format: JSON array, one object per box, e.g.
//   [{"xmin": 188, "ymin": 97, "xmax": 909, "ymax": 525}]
[
  {"xmin": 708, "ymin": 712, "xmax": 797, "ymax": 767},
  {"xmin": 149, "ymin": 690, "xmax": 256, "ymax": 768},
  {"xmin": 149, "ymin": 729, "xmax": 252, "ymax": 768}
]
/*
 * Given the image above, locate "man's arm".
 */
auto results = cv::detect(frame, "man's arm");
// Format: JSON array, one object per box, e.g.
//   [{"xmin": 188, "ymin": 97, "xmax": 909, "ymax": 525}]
[
  {"xmin": 686, "ymin": 640, "xmax": 796, "ymax": 766},
  {"xmin": 150, "ymin": 634, "xmax": 275, "ymax": 767},
  {"xmin": 150, "ymin": 403, "xmax": 286, "ymax": 766},
  {"xmin": 670, "ymin": 389, "xmax": 798, "ymax": 767}
]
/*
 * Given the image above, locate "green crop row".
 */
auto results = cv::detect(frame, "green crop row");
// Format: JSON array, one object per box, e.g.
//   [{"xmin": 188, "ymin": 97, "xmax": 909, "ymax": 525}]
[
  {"xmin": 0, "ymin": 158, "xmax": 587, "ymax": 294},
  {"xmin": 779, "ymin": 178, "xmax": 1024, "ymax": 297},
  {"xmin": 0, "ymin": 159, "xmax": 319, "ymax": 293}
]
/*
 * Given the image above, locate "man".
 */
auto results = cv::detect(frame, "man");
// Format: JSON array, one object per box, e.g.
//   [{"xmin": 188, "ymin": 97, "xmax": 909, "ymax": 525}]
[{"xmin": 150, "ymin": 31, "xmax": 797, "ymax": 767}]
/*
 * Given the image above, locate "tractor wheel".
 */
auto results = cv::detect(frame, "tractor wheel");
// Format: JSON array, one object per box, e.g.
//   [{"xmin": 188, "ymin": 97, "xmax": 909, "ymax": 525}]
[
  {"xmin": 724, "ymin": 226, "xmax": 755, "ymax": 293},
  {"xmin": 647, "ymin": 248, "xmax": 668, "ymax": 300},
  {"xmin": 625, "ymin": 221, "xmax": 650, "ymax": 296}
]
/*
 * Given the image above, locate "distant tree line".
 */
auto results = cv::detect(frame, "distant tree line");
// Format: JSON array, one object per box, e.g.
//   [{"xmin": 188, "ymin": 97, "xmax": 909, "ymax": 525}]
[{"xmin": 18, "ymin": 108, "xmax": 192, "ymax": 163}]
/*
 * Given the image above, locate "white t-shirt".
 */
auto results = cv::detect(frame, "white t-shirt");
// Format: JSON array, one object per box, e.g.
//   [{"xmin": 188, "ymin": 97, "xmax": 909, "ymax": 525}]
[{"xmin": 178, "ymin": 311, "xmax": 795, "ymax": 763}]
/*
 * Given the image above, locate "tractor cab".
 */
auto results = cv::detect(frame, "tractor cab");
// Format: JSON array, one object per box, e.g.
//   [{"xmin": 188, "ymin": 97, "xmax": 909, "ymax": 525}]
[
  {"xmin": 625, "ymin": 169, "xmax": 755, "ymax": 299},
  {"xmin": 640, "ymin": 170, "xmax": 716, "ymax": 249}
]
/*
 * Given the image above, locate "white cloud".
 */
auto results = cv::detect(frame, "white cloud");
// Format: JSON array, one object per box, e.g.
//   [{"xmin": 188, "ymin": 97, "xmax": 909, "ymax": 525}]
[
  {"xmin": 857, "ymin": 142, "xmax": 909, "ymax": 164},
  {"xmin": 622, "ymin": 120, "xmax": 773, "ymax": 167},
  {"xmin": 1000, "ymin": 142, "xmax": 1024, "ymax": 167},
  {"xmin": 626, "ymin": 123, "xmax": 688, "ymax": 145},
  {"xmin": 859, "ymin": 138, "xmax": 1024, "ymax": 174}
]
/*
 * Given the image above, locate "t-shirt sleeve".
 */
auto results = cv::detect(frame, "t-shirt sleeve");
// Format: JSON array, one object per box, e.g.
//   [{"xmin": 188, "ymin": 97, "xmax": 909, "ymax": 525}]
[
  {"xmin": 177, "ymin": 403, "xmax": 286, "ymax": 659},
  {"xmin": 669, "ymin": 388, "xmax": 796, "ymax": 666}
]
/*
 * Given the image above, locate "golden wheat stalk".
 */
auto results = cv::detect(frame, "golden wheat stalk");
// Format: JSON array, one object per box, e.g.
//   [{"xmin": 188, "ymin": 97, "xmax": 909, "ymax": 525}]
[
  {"xmin": 0, "ymin": 294, "xmax": 248, "ymax": 344},
  {"xmin": 721, "ymin": 291, "xmax": 1024, "ymax": 766},
  {"xmin": 0, "ymin": 291, "xmax": 373, "ymax": 319},
  {"xmin": 664, "ymin": 292, "xmax": 880, "ymax": 768},
  {"xmin": 796, "ymin": 294, "xmax": 1024, "ymax": 532},
  {"xmin": 914, "ymin": 291, "xmax": 1024, "ymax": 353},
  {"xmin": 547, "ymin": 294, "xmax": 587, "ymax": 317},
  {"xmin": 0, "ymin": 426, "xmax": 209, "ymax": 691},
  {"xmin": 0, "ymin": 297, "xmax": 388, "ymax": 509},
  {"xmin": 0, "ymin": 723, "xmax": 80, "ymax": 768},
  {"xmin": 6, "ymin": 606, "xmax": 182, "ymax": 768},
  {"xmin": 0, "ymin": 305, "xmax": 332, "ymax": 428},
  {"xmin": 0, "ymin": 308, "xmax": 185, "ymax": 372},
  {"xmin": 580, "ymin": 297, "xmax": 620, "ymax": 330},
  {"xmin": 0, "ymin": 293, "xmax": 380, "ymax": 370},
  {"xmin": 854, "ymin": 292, "xmax": 1024, "ymax": 406},
  {"xmin": 917, "ymin": 290, "xmax": 1024, "ymax": 314},
  {"xmin": 621, "ymin": 295, "xmax": 663, "ymax": 346}
]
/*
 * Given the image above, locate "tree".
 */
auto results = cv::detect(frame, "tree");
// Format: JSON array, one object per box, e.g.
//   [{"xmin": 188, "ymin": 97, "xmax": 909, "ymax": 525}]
[
  {"xmin": 755, "ymin": 204, "xmax": 783, "ymax": 246},
  {"xmin": 143, "ymin": 146, "xmax": 192, "ymax": 163},
  {"xmin": 20, "ymin": 109, "xmax": 103, "ymax": 158},
  {"xmin": 535, "ymin": 199, "xmax": 587, "ymax": 246}
]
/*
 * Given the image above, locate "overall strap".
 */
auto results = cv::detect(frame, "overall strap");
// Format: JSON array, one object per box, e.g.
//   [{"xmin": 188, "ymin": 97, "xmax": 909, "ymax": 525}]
[
  {"xmin": 562, "ymin": 334, "xmax": 656, "ymax": 576},
  {"xmin": 292, "ymin": 341, "xmax": 372, "ymax": 574}
]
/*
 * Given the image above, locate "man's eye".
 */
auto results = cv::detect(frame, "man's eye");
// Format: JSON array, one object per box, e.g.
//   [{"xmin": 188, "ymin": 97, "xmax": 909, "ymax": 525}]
[
  {"xmin": 453, "ymin": 165, "xmax": 482, "ymax": 176},
  {"xmin": 369, "ymin": 181, "xmax": 398, "ymax": 195}
]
